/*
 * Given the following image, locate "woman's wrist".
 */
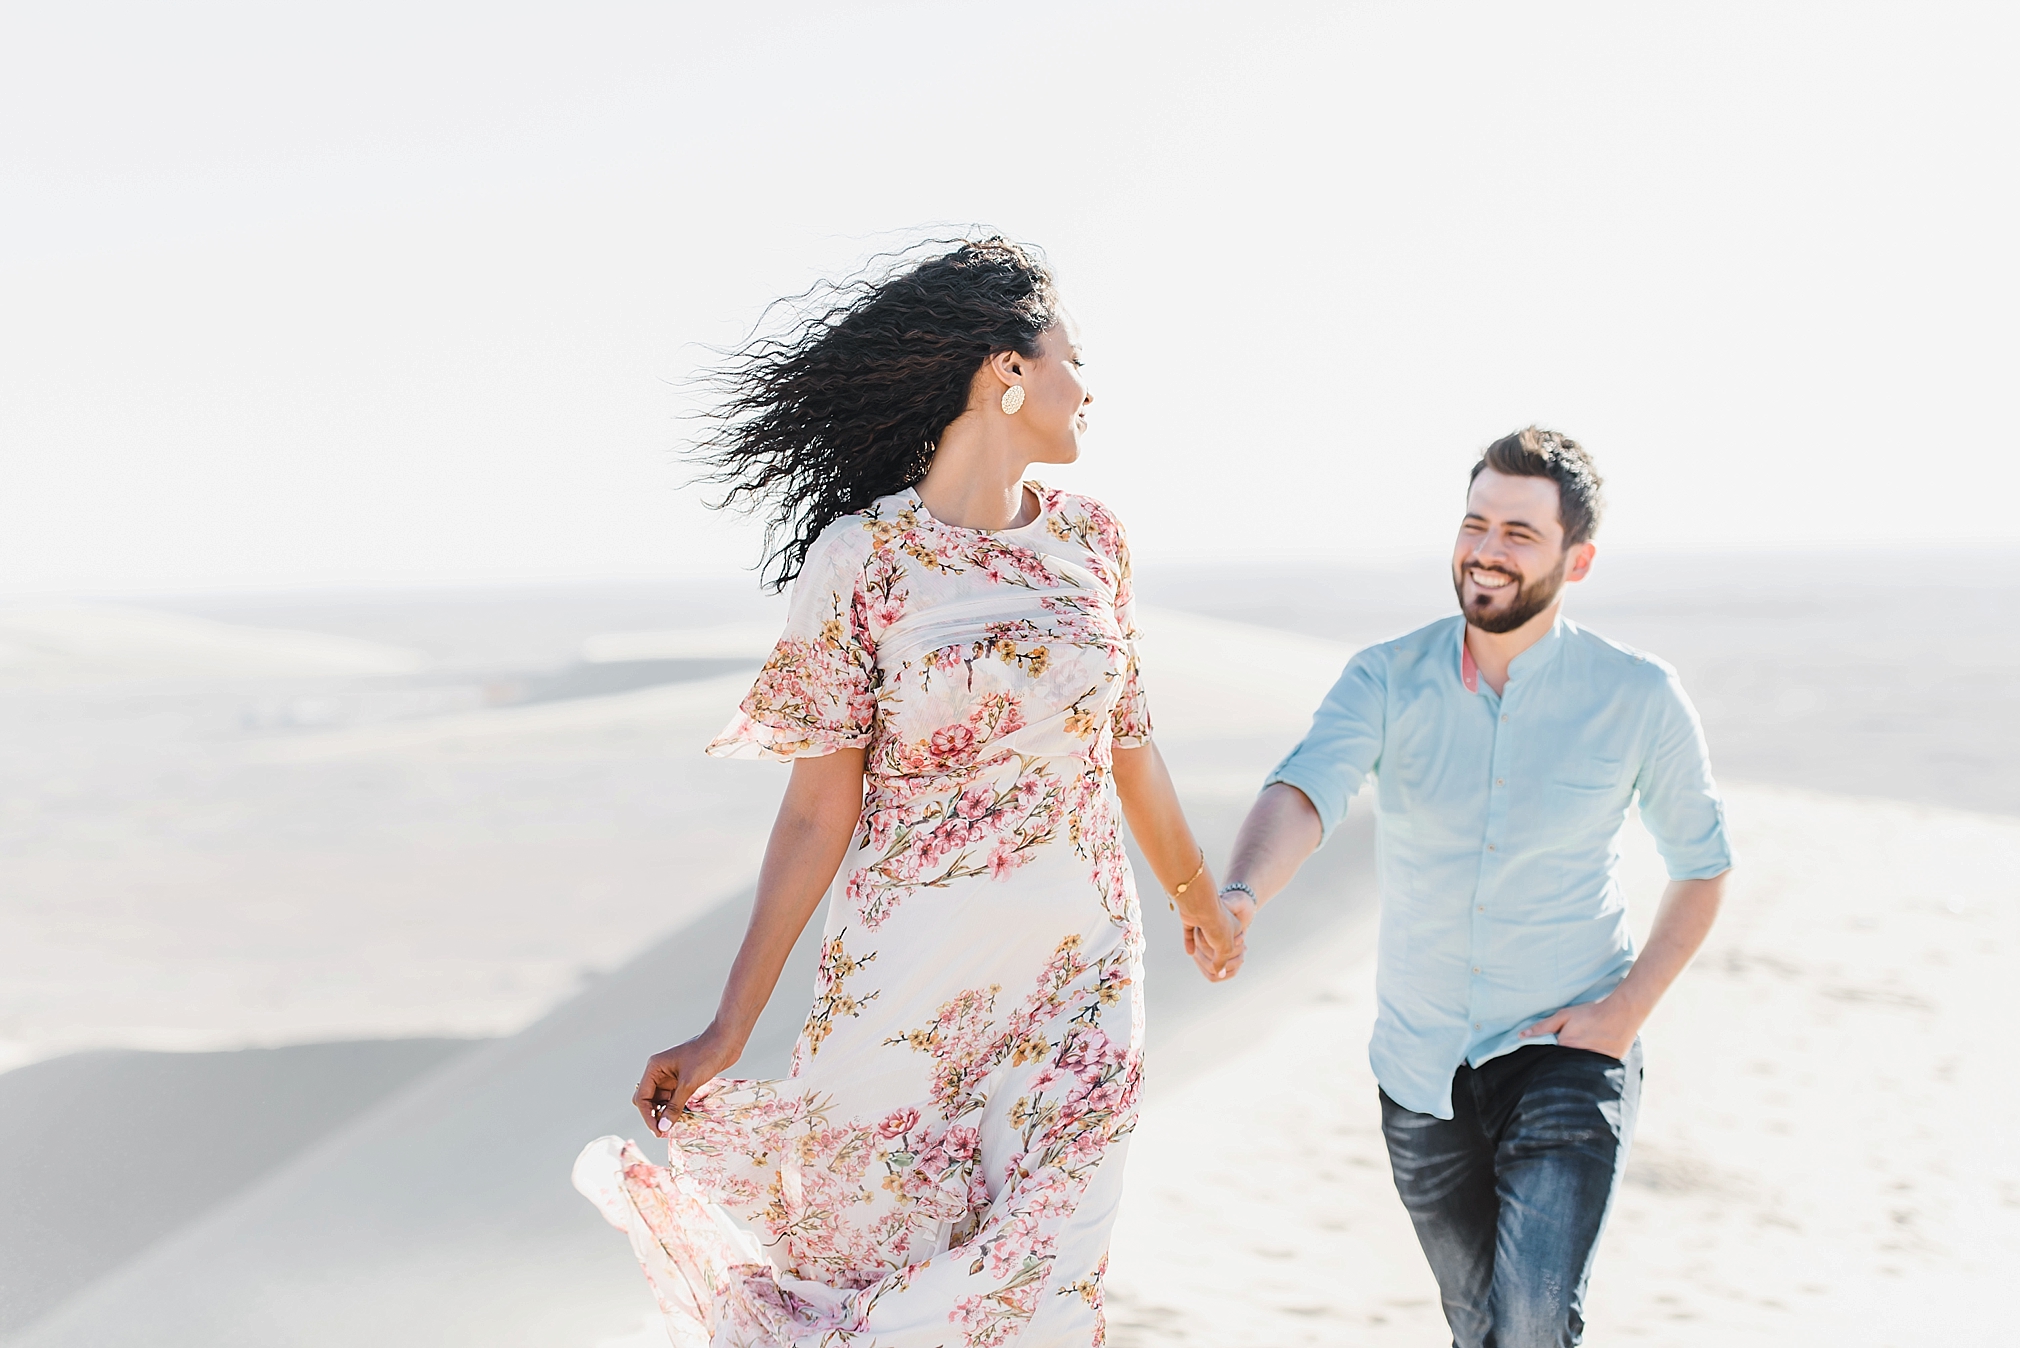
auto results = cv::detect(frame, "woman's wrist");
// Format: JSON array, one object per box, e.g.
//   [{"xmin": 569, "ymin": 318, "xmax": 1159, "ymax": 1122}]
[
  {"xmin": 1163, "ymin": 846, "xmax": 1209, "ymax": 912},
  {"xmin": 700, "ymin": 1018, "xmax": 750, "ymax": 1063},
  {"xmin": 1173, "ymin": 871, "xmax": 1223, "ymax": 923}
]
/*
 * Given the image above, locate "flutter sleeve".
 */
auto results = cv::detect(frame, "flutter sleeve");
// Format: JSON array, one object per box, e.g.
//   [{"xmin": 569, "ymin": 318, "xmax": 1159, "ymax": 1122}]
[
  {"xmin": 1104, "ymin": 507, "xmax": 1152, "ymax": 748},
  {"xmin": 705, "ymin": 523, "xmax": 878, "ymax": 761}
]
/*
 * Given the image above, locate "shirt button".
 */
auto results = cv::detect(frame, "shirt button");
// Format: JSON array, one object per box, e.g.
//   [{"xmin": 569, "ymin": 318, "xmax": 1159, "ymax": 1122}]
[
  {"xmin": 1472, "ymin": 966, "xmax": 1481, "ymax": 973},
  {"xmin": 1495, "ymin": 778, "xmax": 1504, "ymax": 786},
  {"xmin": 1500, "ymin": 713, "xmax": 1509, "ymax": 722},
  {"xmin": 1478, "ymin": 905, "xmax": 1486, "ymax": 911},
  {"xmin": 1474, "ymin": 1022, "xmax": 1482, "ymax": 1029},
  {"xmin": 1486, "ymin": 843, "xmax": 1496, "ymax": 851}
]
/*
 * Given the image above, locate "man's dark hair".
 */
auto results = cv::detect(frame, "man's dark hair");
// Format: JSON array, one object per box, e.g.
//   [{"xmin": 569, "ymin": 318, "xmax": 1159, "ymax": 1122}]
[{"xmin": 1469, "ymin": 427, "xmax": 1605, "ymax": 548}]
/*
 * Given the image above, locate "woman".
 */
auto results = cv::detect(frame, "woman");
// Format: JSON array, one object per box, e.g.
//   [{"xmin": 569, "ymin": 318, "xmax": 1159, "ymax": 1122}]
[{"xmin": 573, "ymin": 238, "xmax": 1242, "ymax": 1348}]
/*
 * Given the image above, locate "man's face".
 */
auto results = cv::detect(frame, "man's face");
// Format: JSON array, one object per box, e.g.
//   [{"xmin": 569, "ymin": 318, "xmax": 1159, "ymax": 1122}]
[{"xmin": 1452, "ymin": 469, "xmax": 1594, "ymax": 634}]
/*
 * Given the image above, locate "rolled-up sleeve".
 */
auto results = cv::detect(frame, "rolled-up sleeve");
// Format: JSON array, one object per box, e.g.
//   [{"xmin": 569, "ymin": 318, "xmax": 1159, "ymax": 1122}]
[
  {"xmin": 1634, "ymin": 669, "xmax": 1735, "ymax": 879},
  {"xmin": 1264, "ymin": 646, "xmax": 1387, "ymax": 844}
]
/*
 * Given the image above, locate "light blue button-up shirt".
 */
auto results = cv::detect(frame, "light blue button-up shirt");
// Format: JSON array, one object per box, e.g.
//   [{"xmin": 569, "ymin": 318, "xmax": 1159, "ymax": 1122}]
[{"xmin": 1267, "ymin": 613, "xmax": 1733, "ymax": 1119}]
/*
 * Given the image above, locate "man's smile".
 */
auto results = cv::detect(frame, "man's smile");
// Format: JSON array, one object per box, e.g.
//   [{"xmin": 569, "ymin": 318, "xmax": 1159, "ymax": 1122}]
[{"xmin": 1467, "ymin": 567, "xmax": 1517, "ymax": 591}]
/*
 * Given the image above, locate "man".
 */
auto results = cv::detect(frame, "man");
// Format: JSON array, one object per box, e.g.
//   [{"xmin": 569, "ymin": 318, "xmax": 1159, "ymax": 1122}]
[{"xmin": 1218, "ymin": 428, "xmax": 1732, "ymax": 1347}]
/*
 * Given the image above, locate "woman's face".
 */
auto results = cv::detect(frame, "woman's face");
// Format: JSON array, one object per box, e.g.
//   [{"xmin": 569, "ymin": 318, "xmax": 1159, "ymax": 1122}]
[{"xmin": 1008, "ymin": 321, "xmax": 1092, "ymax": 464}]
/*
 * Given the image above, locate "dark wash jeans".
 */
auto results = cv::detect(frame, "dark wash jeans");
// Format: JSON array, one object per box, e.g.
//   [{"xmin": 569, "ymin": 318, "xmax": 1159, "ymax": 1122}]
[{"xmin": 1380, "ymin": 1042, "xmax": 1643, "ymax": 1348}]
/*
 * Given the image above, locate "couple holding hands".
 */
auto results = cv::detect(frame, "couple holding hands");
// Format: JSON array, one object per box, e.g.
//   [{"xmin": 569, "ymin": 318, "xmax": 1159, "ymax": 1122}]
[{"xmin": 574, "ymin": 239, "xmax": 1732, "ymax": 1348}]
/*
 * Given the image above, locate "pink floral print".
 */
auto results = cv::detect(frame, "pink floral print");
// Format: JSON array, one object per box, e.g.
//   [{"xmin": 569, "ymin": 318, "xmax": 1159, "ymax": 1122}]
[{"xmin": 577, "ymin": 484, "xmax": 1148, "ymax": 1347}]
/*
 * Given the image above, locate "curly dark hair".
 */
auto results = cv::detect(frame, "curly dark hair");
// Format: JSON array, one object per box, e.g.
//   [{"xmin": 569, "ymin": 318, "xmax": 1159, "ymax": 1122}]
[{"xmin": 691, "ymin": 237, "xmax": 1063, "ymax": 589}]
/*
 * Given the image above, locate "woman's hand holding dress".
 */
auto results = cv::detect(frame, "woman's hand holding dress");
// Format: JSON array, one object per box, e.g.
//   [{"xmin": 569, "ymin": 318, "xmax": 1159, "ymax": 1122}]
[{"xmin": 633, "ymin": 1030, "xmax": 739, "ymax": 1132}]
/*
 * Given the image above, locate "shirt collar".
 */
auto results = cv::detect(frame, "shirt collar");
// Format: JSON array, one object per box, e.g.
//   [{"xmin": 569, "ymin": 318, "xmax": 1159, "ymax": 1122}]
[{"xmin": 1458, "ymin": 611, "xmax": 1570, "ymax": 694}]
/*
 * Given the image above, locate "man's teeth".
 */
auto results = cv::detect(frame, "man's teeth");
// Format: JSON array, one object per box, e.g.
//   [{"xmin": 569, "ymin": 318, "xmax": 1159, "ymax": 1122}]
[{"xmin": 1470, "ymin": 570, "xmax": 1514, "ymax": 589}]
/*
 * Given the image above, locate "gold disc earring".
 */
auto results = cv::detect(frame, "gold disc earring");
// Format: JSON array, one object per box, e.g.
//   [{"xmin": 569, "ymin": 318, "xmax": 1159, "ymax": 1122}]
[{"xmin": 1000, "ymin": 385, "xmax": 1025, "ymax": 415}]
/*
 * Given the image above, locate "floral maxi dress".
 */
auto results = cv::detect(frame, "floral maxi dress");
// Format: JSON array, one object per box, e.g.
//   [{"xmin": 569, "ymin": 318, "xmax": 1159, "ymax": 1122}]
[{"xmin": 574, "ymin": 485, "xmax": 1151, "ymax": 1348}]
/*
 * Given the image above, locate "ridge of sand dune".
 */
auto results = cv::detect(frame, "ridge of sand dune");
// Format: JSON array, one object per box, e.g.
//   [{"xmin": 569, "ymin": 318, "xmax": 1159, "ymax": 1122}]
[
  {"xmin": 577, "ymin": 622, "xmax": 784, "ymax": 664},
  {"xmin": 0, "ymin": 671, "xmax": 787, "ymax": 1075},
  {"xmin": 248, "ymin": 670, "xmax": 759, "ymax": 762},
  {"xmin": 0, "ymin": 605, "xmax": 424, "ymax": 682}
]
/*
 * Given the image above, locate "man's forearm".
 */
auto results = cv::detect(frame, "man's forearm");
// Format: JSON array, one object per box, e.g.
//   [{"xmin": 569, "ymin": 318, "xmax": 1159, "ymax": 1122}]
[
  {"xmin": 1519, "ymin": 870, "xmax": 1728, "ymax": 1056},
  {"xmin": 1224, "ymin": 782, "xmax": 1324, "ymax": 907},
  {"xmin": 1612, "ymin": 873, "xmax": 1727, "ymax": 1021}
]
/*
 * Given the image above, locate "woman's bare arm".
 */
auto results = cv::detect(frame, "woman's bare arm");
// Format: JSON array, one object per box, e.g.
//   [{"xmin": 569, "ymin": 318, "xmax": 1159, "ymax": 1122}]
[
  {"xmin": 633, "ymin": 749, "xmax": 865, "ymax": 1131},
  {"xmin": 1112, "ymin": 741, "xmax": 1243, "ymax": 980}
]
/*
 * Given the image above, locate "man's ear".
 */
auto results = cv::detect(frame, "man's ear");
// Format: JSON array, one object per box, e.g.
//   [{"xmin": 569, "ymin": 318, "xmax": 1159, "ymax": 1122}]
[{"xmin": 1565, "ymin": 541, "xmax": 1598, "ymax": 584}]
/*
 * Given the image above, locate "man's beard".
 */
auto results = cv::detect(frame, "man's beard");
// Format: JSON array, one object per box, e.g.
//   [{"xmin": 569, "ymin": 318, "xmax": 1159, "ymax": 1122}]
[{"xmin": 1453, "ymin": 555, "xmax": 1567, "ymax": 634}]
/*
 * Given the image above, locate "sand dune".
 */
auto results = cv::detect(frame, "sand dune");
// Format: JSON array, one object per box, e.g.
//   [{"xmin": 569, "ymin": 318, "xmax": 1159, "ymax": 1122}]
[
  {"xmin": 249, "ymin": 671, "xmax": 761, "ymax": 763},
  {"xmin": 4, "ymin": 581, "xmax": 2014, "ymax": 1345},
  {"xmin": 0, "ymin": 605, "xmax": 423, "ymax": 683},
  {"xmin": 578, "ymin": 623, "xmax": 785, "ymax": 665},
  {"xmin": 0, "ymin": 668, "xmax": 787, "ymax": 1074},
  {"xmin": 1, "ymin": 600, "xmax": 1359, "ymax": 1342}
]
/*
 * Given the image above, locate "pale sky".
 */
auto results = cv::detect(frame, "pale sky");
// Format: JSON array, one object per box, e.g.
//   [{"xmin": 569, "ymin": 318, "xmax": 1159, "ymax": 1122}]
[{"xmin": 4, "ymin": 2, "xmax": 2016, "ymax": 596}]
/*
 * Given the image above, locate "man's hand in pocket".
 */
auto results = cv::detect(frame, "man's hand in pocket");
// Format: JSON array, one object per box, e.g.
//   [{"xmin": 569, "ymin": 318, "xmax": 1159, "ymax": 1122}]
[{"xmin": 1520, "ymin": 994, "xmax": 1642, "ymax": 1061}]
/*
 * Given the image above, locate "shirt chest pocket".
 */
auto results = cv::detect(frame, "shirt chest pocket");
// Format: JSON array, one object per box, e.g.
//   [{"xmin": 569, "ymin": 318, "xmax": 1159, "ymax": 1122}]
[{"xmin": 1536, "ymin": 758, "xmax": 1630, "ymax": 821}]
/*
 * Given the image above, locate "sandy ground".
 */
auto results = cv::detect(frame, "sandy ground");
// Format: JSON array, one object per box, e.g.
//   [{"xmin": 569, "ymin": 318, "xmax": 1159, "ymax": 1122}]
[
  {"xmin": 4, "ymin": 577, "xmax": 2016, "ymax": 1344},
  {"xmin": 1105, "ymin": 783, "xmax": 2020, "ymax": 1346}
]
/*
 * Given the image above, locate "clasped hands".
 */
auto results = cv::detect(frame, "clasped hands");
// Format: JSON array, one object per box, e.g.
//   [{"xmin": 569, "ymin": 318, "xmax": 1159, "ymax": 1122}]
[{"xmin": 1179, "ymin": 881, "xmax": 1257, "ymax": 983}]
